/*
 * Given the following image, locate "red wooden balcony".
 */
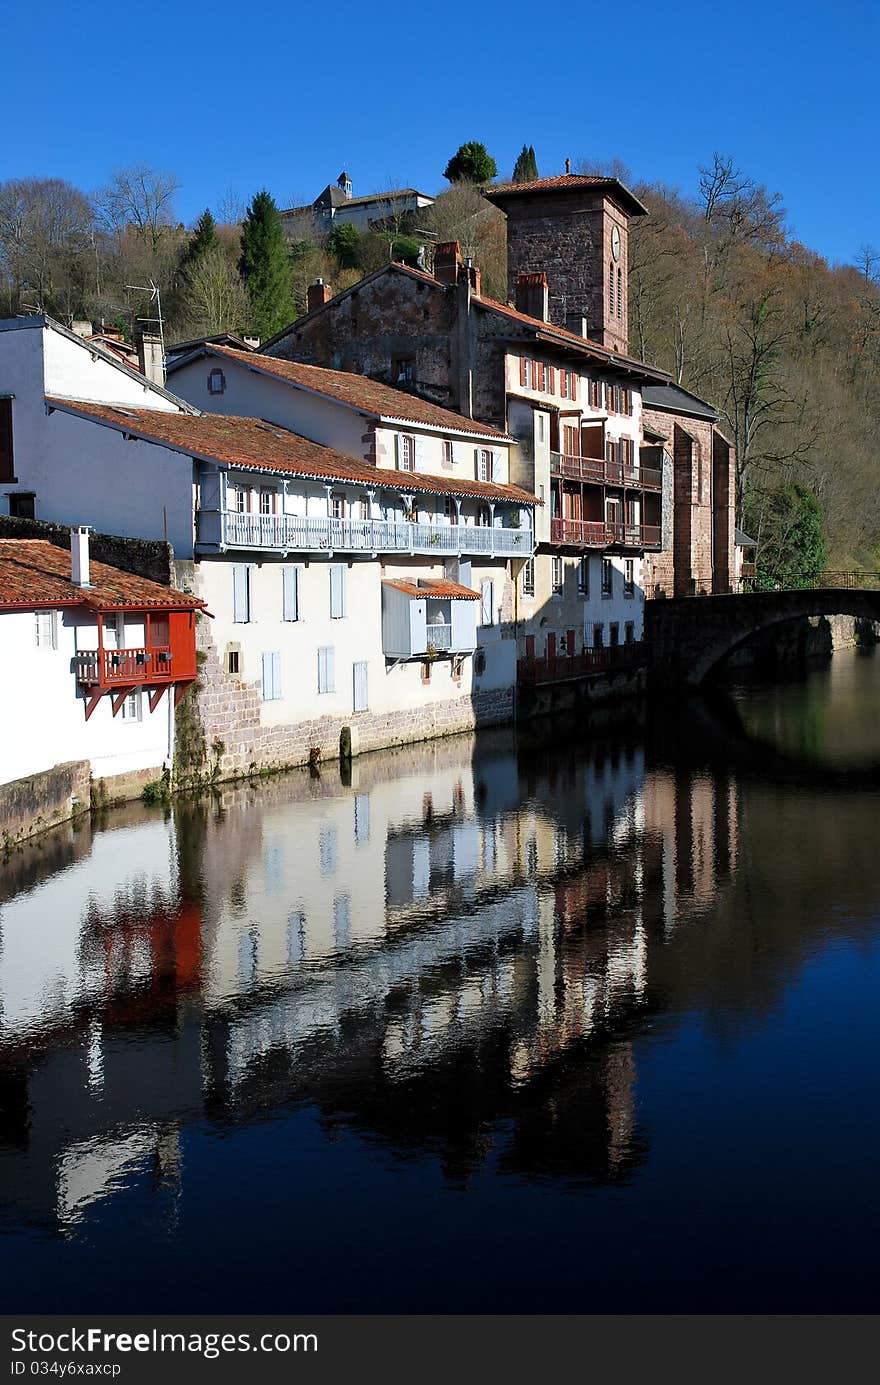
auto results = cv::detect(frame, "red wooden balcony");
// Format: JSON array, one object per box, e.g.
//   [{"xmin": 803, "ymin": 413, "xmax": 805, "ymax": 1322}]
[
  {"xmin": 550, "ymin": 453, "xmax": 662, "ymax": 490},
  {"xmin": 74, "ymin": 610, "xmax": 199, "ymax": 719},
  {"xmin": 518, "ymin": 642, "xmax": 645, "ymax": 685},
  {"xmin": 549, "ymin": 519, "xmax": 662, "ymax": 549}
]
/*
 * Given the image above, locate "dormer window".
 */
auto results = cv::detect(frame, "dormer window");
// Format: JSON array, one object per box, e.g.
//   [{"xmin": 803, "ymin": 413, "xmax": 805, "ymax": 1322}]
[
  {"xmin": 393, "ymin": 356, "xmax": 414, "ymax": 385},
  {"xmin": 208, "ymin": 368, "xmax": 226, "ymax": 396}
]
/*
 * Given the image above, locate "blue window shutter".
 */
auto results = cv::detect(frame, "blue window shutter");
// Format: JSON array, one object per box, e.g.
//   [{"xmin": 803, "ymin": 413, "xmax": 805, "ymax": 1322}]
[
  {"xmin": 326, "ymin": 645, "xmax": 335, "ymax": 692},
  {"xmin": 330, "ymin": 564, "xmax": 345, "ymax": 618},
  {"xmin": 353, "ymin": 660, "xmax": 368, "ymax": 712},
  {"xmin": 272, "ymin": 650, "xmax": 282, "ymax": 699},
  {"xmin": 262, "ymin": 651, "xmax": 272, "ymax": 699},
  {"xmin": 283, "ymin": 566, "xmax": 298, "ymax": 621}
]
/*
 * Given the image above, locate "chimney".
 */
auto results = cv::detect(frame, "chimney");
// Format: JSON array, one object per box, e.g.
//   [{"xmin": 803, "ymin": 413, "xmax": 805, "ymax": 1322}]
[
  {"xmin": 565, "ymin": 312, "xmax": 590, "ymax": 338},
  {"xmin": 516, "ymin": 271, "xmax": 549, "ymax": 322},
  {"xmin": 465, "ymin": 258, "xmax": 481, "ymax": 298},
  {"xmin": 433, "ymin": 241, "xmax": 463, "ymax": 285},
  {"xmin": 136, "ymin": 332, "xmax": 165, "ymax": 388},
  {"xmin": 565, "ymin": 157, "xmax": 571, "ymax": 174},
  {"xmin": 70, "ymin": 526, "xmax": 91, "ymax": 587},
  {"xmin": 307, "ymin": 279, "xmax": 333, "ymax": 313}
]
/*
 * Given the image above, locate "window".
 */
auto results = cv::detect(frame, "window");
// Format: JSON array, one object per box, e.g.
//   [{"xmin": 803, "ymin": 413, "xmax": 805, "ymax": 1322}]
[
  {"xmin": 589, "ymin": 378, "xmax": 602, "ymax": 410},
  {"xmin": 282, "ymin": 566, "xmax": 299, "ymax": 621},
  {"xmin": 562, "ymin": 423, "xmax": 579, "ymax": 457},
  {"xmin": 593, "ymin": 623, "xmax": 604, "ymax": 649},
  {"xmin": 552, "ymin": 556, "xmax": 563, "ymax": 594},
  {"xmin": 560, "ymin": 370, "xmax": 576, "ymax": 401},
  {"xmin": 0, "ymin": 398, "xmax": 14, "ymax": 481},
  {"xmin": 522, "ymin": 557, "xmax": 535, "ymax": 596},
  {"xmin": 477, "ymin": 504, "xmax": 491, "ymax": 527},
  {"xmin": 330, "ymin": 492, "xmax": 346, "ymax": 520},
  {"xmin": 232, "ymin": 565, "xmax": 251, "ymax": 622},
  {"xmin": 262, "ymin": 650, "xmax": 282, "ymax": 701},
  {"xmin": 226, "ymin": 647, "xmax": 241, "ymax": 675},
  {"xmin": 480, "ymin": 579, "xmax": 494, "ymax": 626},
  {"xmin": 329, "ymin": 564, "xmax": 346, "ymax": 618},
  {"xmin": 609, "ymin": 622, "xmax": 620, "ymax": 647},
  {"xmin": 359, "ymin": 496, "xmax": 371, "ymax": 521},
  {"xmin": 398, "ymin": 434, "xmax": 415, "ymax": 471},
  {"xmin": 259, "ymin": 487, "xmax": 275, "ymax": 516},
  {"xmin": 317, "ymin": 646, "xmax": 335, "ymax": 694},
  {"xmin": 624, "ymin": 559, "xmax": 635, "ymax": 596},
  {"xmin": 392, "ymin": 356, "xmax": 414, "ymax": 385},
  {"xmin": 625, "ymin": 621, "xmax": 635, "ymax": 645},
  {"xmin": 601, "ymin": 558, "xmax": 613, "ymax": 596},
  {"xmin": 34, "ymin": 610, "xmax": 57, "ymax": 650},
  {"xmin": 537, "ymin": 413, "xmax": 545, "ymax": 443},
  {"xmin": 577, "ymin": 557, "xmax": 589, "ymax": 596},
  {"xmin": 235, "ymin": 486, "xmax": 251, "ymax": 514},
  {"xmin": 442, "ymin": 439, "xmax": 454, "ymax": 469},
  {"xmin": 617, "ymin": 268, "xmax": 623, "ymax": 320},
  {"xmin": 353, "ymin": 660, "xmax": 369, "ymax": 713},
  {"xmin": 9, "ymin": 492, "xmax": 34, "ymax": 519},
  {"xmin": 207, "ymin": 368, "xmax": 226, "ymax": 395},
  {"xmin": 609, "ymin": 262, "xmax": 615, "ymax": 317},
  {"xmin": 443, "ymin": 496, "xmax": 456, "ymax": 523},
  {"xmin": 536, "ymin": 361, "xmax": 546, "ymax": 392},
  {"xmin": 476, "ymin": 449, "xmax": 492, "ymax": 482},
  {"xmin": 120, "ymin": 690, "xmax": 142, "ymax": 721}
]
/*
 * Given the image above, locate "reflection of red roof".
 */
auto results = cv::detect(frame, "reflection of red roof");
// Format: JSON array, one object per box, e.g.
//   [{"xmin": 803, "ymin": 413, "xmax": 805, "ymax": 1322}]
[
  {"xmin": 171, "ymin": 343, "xmax": 513, "ymax": 441},
  {"xmin": 48, "ymin": 398, "xmax": 538, "ymax": 506},
  {"xmin": 382, "ymin": 578, "xmax": 480, "ymax": 600},
  {"xmin": 0, "ymin": 540, "xmax": 205, "ymax": 612}
]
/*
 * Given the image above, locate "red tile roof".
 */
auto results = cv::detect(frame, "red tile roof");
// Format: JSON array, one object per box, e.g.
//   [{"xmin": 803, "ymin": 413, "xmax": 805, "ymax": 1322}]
[
  {"xmin": 0, "ymin": 540, "xmax": 205, "ymax": 612},
  {"xmin": 47, "ymin": 398, "xmax": 539, "ymax": 506},
  {"xmin": 382, "ymin": 577, "xmax": 480, "ymax": 600},
  {"xmin": 484, "ymin": 175, "xmax": 649, "ymax": 216},
  {"xmin": 172, "ymin": 343, "xmax": 512, "ymax": 440}
]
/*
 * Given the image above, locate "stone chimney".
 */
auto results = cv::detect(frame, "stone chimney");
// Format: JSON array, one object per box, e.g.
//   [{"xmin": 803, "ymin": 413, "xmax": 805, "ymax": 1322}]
[
  {"xmin": 70, "ymin": 526, "xmax": 91, "ymax": 587},
  {"xmin": 136, "ymin": 332, "xmax": 165, "ymax": 388},
  {"xmin": 515, "ymin": 271, "xmax": 549, "ymax": 321},
  {"xmin": 433, "ymin": 242, "xmax": 463, "ymax": 285},
  {"xmin": 307, "ymin": 279, "xmax": 333, "ymax": 313}
]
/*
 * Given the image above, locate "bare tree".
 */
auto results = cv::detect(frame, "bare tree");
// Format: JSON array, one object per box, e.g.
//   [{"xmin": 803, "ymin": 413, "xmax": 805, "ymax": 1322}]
[
  {"xmin": 95, "ymin": 164, "xmax": 180, "ymax": 254},
  {"xmin": 0, "ymin": 177, "xmax": 94, "ymax": 317},
  {"xmin": 173, "ymin": 246, "xmax": 250, "ymax": 338}
]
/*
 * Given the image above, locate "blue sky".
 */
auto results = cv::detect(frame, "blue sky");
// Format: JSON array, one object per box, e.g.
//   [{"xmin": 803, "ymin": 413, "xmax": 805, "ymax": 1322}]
[{"xmin": 4, "ymin": 0, "xmax": 876, "ymax": 267}]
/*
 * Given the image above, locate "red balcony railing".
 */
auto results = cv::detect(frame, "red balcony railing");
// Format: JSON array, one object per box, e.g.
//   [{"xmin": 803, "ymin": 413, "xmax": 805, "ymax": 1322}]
[
  {"xmin": 550, "ymin": 454, "xmax": 662, "ymax": 490},
  {"xmin": 75, "ymin": 646, "xmax": 176, "ymax": 687},
  {"xmin": 549, "ymin": 519, "xmax": 662, "ymax": 548},
  {"xmin": 518, "ymin": 641, "xmax": 645, "ymax": 685}
]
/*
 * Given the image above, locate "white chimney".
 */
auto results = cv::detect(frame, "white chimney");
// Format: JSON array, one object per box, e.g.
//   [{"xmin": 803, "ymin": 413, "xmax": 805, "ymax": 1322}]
[
  {"xmin": 70, "ymin": 526, "xmax": 91, "ymax": 587},
  {"xmin": 136, "ymin": 332, "xmax": 166, "ymax": 388}
]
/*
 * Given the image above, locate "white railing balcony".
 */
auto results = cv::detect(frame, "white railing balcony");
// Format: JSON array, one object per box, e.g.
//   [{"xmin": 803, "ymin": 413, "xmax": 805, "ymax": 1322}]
[{"xmin": 197, "ymin": 509, "xmax": 533, "ymax": 558}]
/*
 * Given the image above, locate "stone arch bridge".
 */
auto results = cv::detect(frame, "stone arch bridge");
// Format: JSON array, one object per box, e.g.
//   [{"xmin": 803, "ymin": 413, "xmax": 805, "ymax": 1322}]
[{"xmin": 645, "ymin": 586, "xmax": 880, "ymax": 686}]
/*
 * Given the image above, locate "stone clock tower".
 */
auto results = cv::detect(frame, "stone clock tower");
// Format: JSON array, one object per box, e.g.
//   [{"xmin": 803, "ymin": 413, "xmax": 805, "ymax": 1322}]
[{"xmin": 484, "ymin": 174, "xmax": 648, "ymax": 356}]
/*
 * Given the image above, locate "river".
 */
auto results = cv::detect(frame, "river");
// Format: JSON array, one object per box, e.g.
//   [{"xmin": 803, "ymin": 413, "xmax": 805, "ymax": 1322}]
[{"xmin": 1, "ymin": 648, "xmax": 879, "ymax": 1313}]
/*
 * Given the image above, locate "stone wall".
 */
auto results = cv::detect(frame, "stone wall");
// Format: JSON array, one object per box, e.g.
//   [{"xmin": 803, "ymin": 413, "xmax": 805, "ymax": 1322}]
[
  {"xmin": 0, "ymin": 514, "xmax": 174, "ymax": 585},
  {"xmin": 0, "ymin": 759, "xmax": 90, "ymax": 847},
  {"xmin": 517, "ymin": 665, "xmax": 646, "ymax": 721},
  {"xmin": 642, "ymin": 410, "xmax": 735, "ymax": 599}
]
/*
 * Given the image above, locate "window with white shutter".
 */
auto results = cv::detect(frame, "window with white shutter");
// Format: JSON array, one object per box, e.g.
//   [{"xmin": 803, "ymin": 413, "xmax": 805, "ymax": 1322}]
[
  {"xmin": 232, "ymin": 565, "xmax": 251, "ymax": 623},
  {"xmin": 329, "ymin": 564, "xmax": 346, "ymax": 618},
  {"xmin": 353, "ymin": 660, "xmax": 369, "ymax": 712},
  {"xmin": 262, "ymin": 650, "xmax": 282, "ymax": 701},
  {"xmin": 282, "ymin": 566, "xmax": 299, "ymax": 621},
  {"xmin": 318, "ymin": 646, "xmax": 335, "ymax": 694},
  {"xmin": 34, "ymin": 610, "xmax": 58, "ymax": 650}
]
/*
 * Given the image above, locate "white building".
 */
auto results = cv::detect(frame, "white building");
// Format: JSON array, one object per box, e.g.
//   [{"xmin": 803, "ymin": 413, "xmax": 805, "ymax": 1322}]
[
  {"xmin": 281, "ymin": 171, "xmax": 434, "ymax": 237},
  {"xmin": 0, "ymin": 534, "xmax": 203, "ymax": 793},
  {"xmin": 0, "ymin": 316, "xmax": 537, "ymax": 779}
]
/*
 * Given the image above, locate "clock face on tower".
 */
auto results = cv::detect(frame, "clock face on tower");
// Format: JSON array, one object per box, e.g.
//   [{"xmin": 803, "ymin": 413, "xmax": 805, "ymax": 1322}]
[{"xmin": 611, "ymin": 224, "xmax": 621, "ymax": 262}]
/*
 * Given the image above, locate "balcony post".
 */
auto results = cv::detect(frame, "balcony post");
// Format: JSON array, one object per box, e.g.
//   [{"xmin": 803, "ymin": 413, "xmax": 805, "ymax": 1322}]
[
  {"xmin": 454, "ymin": 497, "xmax": 463, "ymax": 554},
  {"xmin": 489, "ymin": 501, "xmax": 496, "ymax": 558}
]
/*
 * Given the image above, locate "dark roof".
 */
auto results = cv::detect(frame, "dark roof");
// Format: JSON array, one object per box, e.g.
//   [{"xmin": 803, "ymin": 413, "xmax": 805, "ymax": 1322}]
[
  {"xmin": 169, "ymin": 343, "xmax": 512, "ymax": 440},
  {"xmin": 167, "ymin": 332, "xmax": 255, "ymax": 358},
  {"xmin": 641, "ymin": 382, "xmax": 720, "ymax": 421},
  {"xmin": 47, "ymin": 398, "xmax": 538, "ymax": 506},
  {"xmin": 0, "ymin": 540, "xmax": 204, "ymax": 612},
  {"xmin": 735, "ymin": 528, "xmax": 757, "ymax": 548},
  {"xmin": 282, "ymin": 188, "xmax": 434, "ymax": 218},
  {"xmin": 484, "ymin": 174, "xmax": 649, "ymax": 218}
]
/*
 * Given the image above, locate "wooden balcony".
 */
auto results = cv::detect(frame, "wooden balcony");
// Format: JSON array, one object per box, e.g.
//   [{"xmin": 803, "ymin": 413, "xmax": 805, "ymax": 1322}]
[
  {"xmin": 550, "ymin": 453, "xmax": 662, "ymax": 490},
  {"xmin": 75, "ymin": 646, "xmax": 176, "ymax": 686},
  {"xmin": 197, "ymin": 509, "xmax": 533, "ymax": 559},
  {"xmin": 74, "ymin": 610, "xmax": 199, "ymax": 720},
  {"xmin": 518, "ymin": 642, "xmax": 645, "ymax": 685},
  {"xmin": 549, "ymin": 519, "xmax": 662, "ymax": 549}
]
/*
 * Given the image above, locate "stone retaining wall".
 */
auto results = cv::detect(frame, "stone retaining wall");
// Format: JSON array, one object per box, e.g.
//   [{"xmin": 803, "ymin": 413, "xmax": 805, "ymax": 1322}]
[{"xmin": 0, "ymin": 760, "xmax": 90, "ymax": 847}]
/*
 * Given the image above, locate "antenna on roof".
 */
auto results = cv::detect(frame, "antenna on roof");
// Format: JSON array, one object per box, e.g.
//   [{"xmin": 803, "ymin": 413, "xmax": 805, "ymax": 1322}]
[{"xmin": 125, "ymin": 277, "xmax": 166, "ymax": 359}]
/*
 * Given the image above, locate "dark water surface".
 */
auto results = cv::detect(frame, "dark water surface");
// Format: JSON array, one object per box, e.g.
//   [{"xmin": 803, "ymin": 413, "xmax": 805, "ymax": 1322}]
[{"xmin": 1, "ymin": 650, "xmax": 879, "ymax": 1313}]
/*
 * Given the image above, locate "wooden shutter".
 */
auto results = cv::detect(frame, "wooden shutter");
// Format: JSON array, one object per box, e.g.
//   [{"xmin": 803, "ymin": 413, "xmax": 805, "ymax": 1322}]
[
  {"xmin": 519, "ymin": 357, "xmax": 527, "ymax": 387},
  {"xmin": 330, "ymin": 564, "xmax": 346, "ymax": 618},
  {"xmin": 233, "ymin": 565, "xmax": 249, "ymax": 622},
  {"xmin": 0, "ymin": 399, "xmax": 13, "ymax": 482},
  {"xmin": 282, "ymin": 566, "xmax": 299, "ymax": 621},
  {"xmin": 549, "ymin": 366, "xmax": 556, "ymax": 394}
]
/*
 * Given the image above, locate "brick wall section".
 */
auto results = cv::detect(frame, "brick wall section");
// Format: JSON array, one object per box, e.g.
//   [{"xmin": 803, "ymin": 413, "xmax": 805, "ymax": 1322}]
[
  {"xmin": 0, "ymin": 759, "xmax": 90, "ymax": 846},
  {"xmin": 642, "ymin": 409, "xmax": 735, "ymax": 598},
  {"xmin": 0, "ymin": 515, "xmax": 174, "ymax": 585}
]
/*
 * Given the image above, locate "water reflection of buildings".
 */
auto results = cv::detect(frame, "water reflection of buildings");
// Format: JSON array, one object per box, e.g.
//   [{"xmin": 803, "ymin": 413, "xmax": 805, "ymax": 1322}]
[{"xmin": 0, "ymin": 728, "xmax": 739, "ymax": 1228}]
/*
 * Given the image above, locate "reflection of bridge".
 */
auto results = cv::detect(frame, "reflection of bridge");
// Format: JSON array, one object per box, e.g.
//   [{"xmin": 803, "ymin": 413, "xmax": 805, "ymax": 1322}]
[{"xmin": 646, "ymin": 586, "xmax": 880, "ymax": 685}]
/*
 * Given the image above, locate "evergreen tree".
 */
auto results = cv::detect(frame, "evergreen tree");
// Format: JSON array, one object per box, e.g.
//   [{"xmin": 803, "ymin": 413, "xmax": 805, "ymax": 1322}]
[
  {"xmin": 443, "ymin": 142, "xmax": 497, "ymax": 185},
  {"xmin": 512, "ymin": 145, "xmax": 539, "ymax": 183},
  {"xmin": 328, "ymin": 221, "xmax": 361, "ymax": 269},
  {"xmin": 751, "ymin": 485, "xmax": 826, "ymax": 590},
  {"xmin": 237, "ymin": 190, "xmax": 293, "ymax": 340},
  {"xmin": 182, "ymin": 209, "xmax": 219, "ymax": 268}
]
